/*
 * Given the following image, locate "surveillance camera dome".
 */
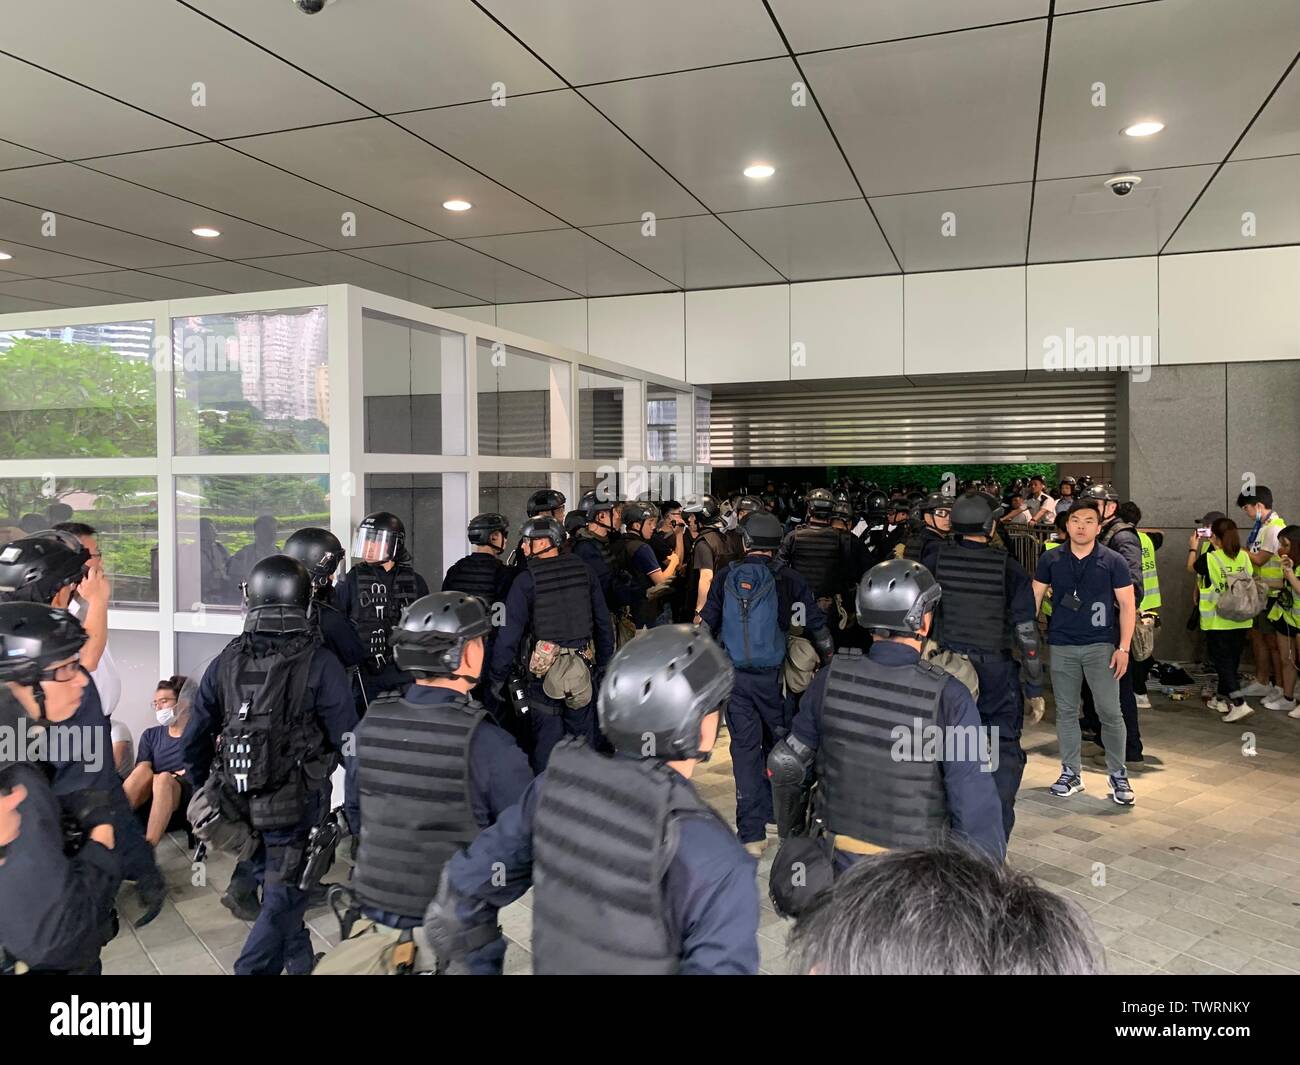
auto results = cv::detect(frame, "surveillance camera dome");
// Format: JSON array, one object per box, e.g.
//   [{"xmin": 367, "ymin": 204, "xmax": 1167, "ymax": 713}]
[
  {"xmin": 1104, "ymin": 174, "xmax": 1142, "ymax": 197},
  {"xmin": 294, "ymin": 0, "xmax": 328, "ymax": 13}
]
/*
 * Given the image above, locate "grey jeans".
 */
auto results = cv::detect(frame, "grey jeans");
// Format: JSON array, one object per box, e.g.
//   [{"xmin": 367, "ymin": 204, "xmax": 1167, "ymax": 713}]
[{"xmin": 1049, "ymin": 642, "xmax": 1127, "ymax": 778}]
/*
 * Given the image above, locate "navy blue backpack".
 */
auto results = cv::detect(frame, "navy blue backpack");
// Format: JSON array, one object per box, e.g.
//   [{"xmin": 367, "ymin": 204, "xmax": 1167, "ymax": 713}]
[{"xmin": 720, "ymin": 560, "xmax": 785, "ymax": 669}]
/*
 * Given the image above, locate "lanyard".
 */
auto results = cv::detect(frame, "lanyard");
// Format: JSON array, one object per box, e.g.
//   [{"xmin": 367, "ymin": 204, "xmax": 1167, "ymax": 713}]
[{"xmin": 1066, "ymin": 547, "xmax": 1095, "ymax": 599}]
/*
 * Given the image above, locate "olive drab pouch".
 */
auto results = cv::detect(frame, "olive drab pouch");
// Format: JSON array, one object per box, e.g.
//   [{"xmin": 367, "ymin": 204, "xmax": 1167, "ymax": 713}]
[
  {"xmin": 921, "ymin": 639, "xmax": 980, "ymax": 701},
  {"xmin": 542, "ymin": 648, "xmax": 593, "ymax": 710},
  {"xmin": 782, "ymin": 629, "xmax": 821, "ymax": 695},
  {"xmin": 1131, "ymin": 612, "xmax": 1159, "ymax": 662},
  {"xmin": 615, "ymin": 608, "xmax": 637, "ymax": 649}
]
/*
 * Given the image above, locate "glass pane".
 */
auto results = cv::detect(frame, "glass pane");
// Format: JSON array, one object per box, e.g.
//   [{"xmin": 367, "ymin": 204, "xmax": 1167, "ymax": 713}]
[
  {"xmin": 0, "ymin": 320, "xmax": 156, "ymax": 459},
  {"xmin": 104, "ymin": 630, "xmax": 161, "ymax": 764},
  {"xmin": 579, "ymin": 366, "xmax": 638, "ymax": 461},
  {"xmin": 364, "ymin": 473, "xmax": 445, "ymax": 586},
  {"xmin": 477, "ymin": 340, "xmax": 569, "ymax": 458},
  {"xmin": 647, "ymin": 384, "xmax": 690, "ymax": 463},
  {"xmin": 175, "ymin": 473, "xmax": 331, "ymax": 611},
  {"xmin": 173, "ymin": 307, "xmax": 329, "ymax": 455},
  {"xmin": 176, "ymin": 631, "xmax": 235, "ymax": 679},
  {"xmin": 0, "ymin": 476, "xmax": 159, "ymax": 607},
  {"xmin": 695, "ymin": 393, "xmax": 711, "ymax": 464},
  {"xmin": 363, "ymin": 310, "xmax": 466, "ymax": 455},
  {"xmin": 478, "ymin": 473, "xmax": 572, "ymax": 537}
]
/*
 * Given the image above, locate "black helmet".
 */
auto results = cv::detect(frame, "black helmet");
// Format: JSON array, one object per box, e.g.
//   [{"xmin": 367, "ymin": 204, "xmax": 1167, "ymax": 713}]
[
  {"xmin": 0, "ymin": 531, "xmax": 90, "ymax": 604},
  {"xmin": 917, "ymin": 491, "xmax": 952, "ymax": 515},
  {"xmin": 392, "ymin": 593, "xmax": 492, "ymax": 680},
  {"xmin": 597, "ymin": 624, "xmax": 734, "ymax": 761},
  {"xmin": 1060, "ymin": 476, "xmax": 1078, "ymax": 487},
  {"xmin": 741, "ymin": 511, "xmax": 784, "ymax": 551},
  {"xmin": 950, "ymin": 493, "xmax": 998, "ymax": 536},
  {"xmin": 856, "ymin": 559, "xmax": 942, "ymax": 637},
  {"xmin": 526, "ymin": 488, "xmax": 566, "ymax": 517},
  {"xmin": 352, "ymin": 511, "xmax": 405, "ymax": 564},
  {"xmin": 523, "ymin": 515, "xmax": 567, "ymax": 551},
  {"xmin": 682, "ymin": 494, "xmax": 722, "ymax": 525},
  {"xmin": 0, "ymin": 602, "xmax": 88, "ymax": 687},
  {"xmin": 864, "ymin": 490, "xmax": 889, "ymax": 518},
  {"xmin": 622, "ymin": 500, "xmax": 659, "ymax": 528},
  {"xmin": 736, "ymin": 495, "xmax": 764, "ymax": 516},
  {"xmin": 562, "ymin": 510, "xmax": 586, "ymax": 537},
  {"xmin": 806, "ymin": 488, "xmax": 834, "ymax": 519},
  {"xmin": 1077, "ymin": 474, "xmax": 1095, "ymax": 489},
  {"xmin": 1082, "ymin": 483, "xmax": 1119, "ymax": 503},
  {"xmin": 283, "ymin": 527, "xmax": 345, "ymax": 588},
  {"xmin": 578, "ymin": 490, "xmax": 618, "ymax": 522},
  {"xmin": 467, "ymin": 512, "xmax": 509, "ymax": 547},
  {"xmin": 242, "ymin": 555, "xmax": 312, "ymax": 633}
]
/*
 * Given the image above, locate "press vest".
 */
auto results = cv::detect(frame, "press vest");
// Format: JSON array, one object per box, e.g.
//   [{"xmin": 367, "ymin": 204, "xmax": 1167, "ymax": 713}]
[
  {"xmin": 530, "ymin": 738, "xmax": 719, "ymax": 975},
  {"xmin": 529, "ymin": 552, "xmax": 594, "ymax": 643},
  {"xmin": 349, "ymin": 564, "xmax": 422, "ymax": 674},
  {"xmin": 1252, "ymin": 513, "xmax": 1287, "ymax": 592},
  {"xmin": 787, "ymin": 524, "xmax": 843, "ymax": 599},
  {"xmin": 1199, "ymin": 549, "xmax": 1253, "ymax": 632},
  {"xmin": 443, "ymin": 552, "xmax": 504, "ymax": 603},
  {"xmin": 819, "ymin": 653, "xmax": 950, "ymax": 850},
  {"xmin": 932, "ymin": 542, "xmax": 1010, "ymax": 652},
  {"xmin": 352, "ymin": 691, "xmax": 484, "ymax": 920},
  {"xmin": 1137, "ymin": 531, "xmax": 1162, "ymax": 611}
]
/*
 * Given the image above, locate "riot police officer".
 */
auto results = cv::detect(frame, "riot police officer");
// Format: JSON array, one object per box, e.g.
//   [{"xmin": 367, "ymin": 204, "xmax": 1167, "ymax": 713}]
[
  {"xmin": 443, "ymin": 513, "xmax": 514, "ymax": 608},
  {"xmin": 779, "ymin": 488, "xmax": 865, "ymax": 648},
  {"xmin": 858, "ymin": 490, "xmax": 896, "ymax": 565},
  {"xmin": 183, "ymin": 555, "xmax": 357, "ymax": 975},
  {"xmin": 767, "ymin": 560, "xmax": 1006, "ymax": 873},
  {"xmin": 284, "ymin": 527, "xmax": 365, "ymax": 670},
  {"xmin": 0, "ymin": 603, "xmax": 122, "ymax": 974},
  {"xmin": 701, "ymin": 510, "xmax": 832, "ymax": 857},
  {"xmin": 0, "ymin": 531, "xmax": 165, "ymax": 927},
  {"xmin": 571, "ymin": 491, "xmax": 640, "ymax": 623},
  {"xmin": 615, "ymin": 500, "xmax": 679, "ymax": 629},
  {"xmin": 318, "ymin": 594, "xmax": 533, "ymax": 973},
  {"xmin": 426, "ymin": 624, "xmax": 759, "ymax": 975},
  {"xmin": 508, "ymin": 489, "xmax": 566, "ymax": 569},
  {"xmin": 488, "ymin": 515, "xmax": 614, "ymax": 771},
  {"xmin": 1056, "ymin": 476, "xmax": 1078, "ymax": 516},
  {"xmin": 680, "ymin": 493, "xmax": 741, "ymax": 623},
  {"xmin": 903, "ymin": 492, "xmax": 953, "ymax": 563},
  {"xmin": 921, "ymin": 493, "xmax": 1044, "ymax": 839},
  {"xmin": 735, "ymin": 494, "xmax": 764, "ymax": 526},
  {"xmin": 335, "ymin": 512, "xmax": 430, "ymax": 836}
]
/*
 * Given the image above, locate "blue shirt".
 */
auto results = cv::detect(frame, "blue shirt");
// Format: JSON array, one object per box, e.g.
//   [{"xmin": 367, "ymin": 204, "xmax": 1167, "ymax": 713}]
[
  {"xmin": 1034, "ymin": 540, "xmax": 1133, "ymax": 647},
  {"xmin": 49, "ymin": 675, "xmax": 119, "ymax": 796},
  {"xmin": 436, "ymin": 767, "xmax": 760, "ymax": 974},
  {"xmin": 136, "ymin": 724, "xmax": 187, "ymax": 774},
  {"xmin": 790, "ymin": 641, "xmax": 1007, "ymax": 863}
]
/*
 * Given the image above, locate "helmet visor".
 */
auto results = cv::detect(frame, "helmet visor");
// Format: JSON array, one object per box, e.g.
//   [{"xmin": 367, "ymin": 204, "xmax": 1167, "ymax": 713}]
[{"xmin": 352, "ymin": 526, "xmax": 398, "ymax": 564}]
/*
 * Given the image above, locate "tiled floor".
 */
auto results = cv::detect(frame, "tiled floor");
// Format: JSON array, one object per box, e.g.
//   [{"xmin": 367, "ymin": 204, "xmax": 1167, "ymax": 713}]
[{"xmin": 103, "ymin": 680, "xmax": 1300, "ymax": 975}]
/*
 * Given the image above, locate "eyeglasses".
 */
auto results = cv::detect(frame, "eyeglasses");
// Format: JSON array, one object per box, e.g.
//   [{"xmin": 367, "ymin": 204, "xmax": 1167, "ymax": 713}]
[
  {"xmin": 41, "ymin": 662, "xmax": 82, "ymax": 683},
  {"xmin": 933, "ymin": 509, "xmax": 952, "ymax": 519},
  {"xmin": 151, "ymin": 697, "xmax": 177, "ymax": 710}
]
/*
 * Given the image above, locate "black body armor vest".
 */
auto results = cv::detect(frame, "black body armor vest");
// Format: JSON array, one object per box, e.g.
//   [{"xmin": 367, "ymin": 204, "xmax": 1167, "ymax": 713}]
[
  {"xmin": 529, "ymin": 552, "xmax": 593, "ymax": 643},
  {"xmin": 932, "ymin": 542, "xmax": 1011, "ymax": 652},
  {"xmin": 443, "ymin": 552, "xmax": 504, "ymax": 603},
  {"xmin": 787, "ymin": 524, "xmax": 845, "ymax": 599},
  {"xmin": 349, "ymin": 563, "xmax": 422, "ymax": 674}
]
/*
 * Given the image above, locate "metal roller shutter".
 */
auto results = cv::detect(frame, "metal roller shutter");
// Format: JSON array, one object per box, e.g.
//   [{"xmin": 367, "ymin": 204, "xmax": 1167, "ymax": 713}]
[{"xmin": 708, "ymin": 377, "xmax": 1117, "ymax": 467}]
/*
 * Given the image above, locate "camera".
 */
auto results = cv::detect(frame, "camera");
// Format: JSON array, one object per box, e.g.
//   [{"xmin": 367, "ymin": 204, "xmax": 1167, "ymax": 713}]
[
  {"xmin": 294, "ymin": 0, "xmax": 328, "ymax": 13},
  {"xmin": 1104, "ymin": 174, "xmax": 1142, "ymax": 197}
]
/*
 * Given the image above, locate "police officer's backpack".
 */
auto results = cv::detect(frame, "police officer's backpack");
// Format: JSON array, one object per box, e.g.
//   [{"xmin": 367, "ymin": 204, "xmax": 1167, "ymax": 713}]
[{"xmin": 720, "ymin": 561, "xmax": 784, "ymax": 669}]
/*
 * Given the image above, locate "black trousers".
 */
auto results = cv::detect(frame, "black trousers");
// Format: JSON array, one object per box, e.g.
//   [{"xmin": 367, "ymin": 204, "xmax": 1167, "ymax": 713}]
[{"xmin": 1206, "ymin": 629, "xmax": 1249, "ymax": 699}]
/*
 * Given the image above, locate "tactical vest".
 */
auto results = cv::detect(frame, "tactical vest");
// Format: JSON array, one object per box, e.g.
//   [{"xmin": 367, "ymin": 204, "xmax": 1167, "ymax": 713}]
[
  {"xmin": 904, "ymin": 527, "xmax": 944, "ymax": 564},
  {"xmin": 215, "ymin": 631, "xmax": 326, "ymax": 830},
  {"xmin": 1137, "ymin": 531, "xmax": 1161, "ymax": 611},
  {"xmin": 1099, "ymin": 521, "xmax": 1140, "ymax": 584},
  {"xmin": 443, "ymin": 552, "xmax": 504, "ymax": 604},
  {"xmin": 349, "ymin": 563, "xmax": 422, "ymax": 674},
  {"xmin": 352, "ymin": 691, "xmax": 484, "ymax": 920},
  {"xmin": 529, "ymin": 552, "xmax": 594, "ymax": 643},
  {"xmin": 615, "ymin": 532, "xmax": 659, "ymax": 627},
  {"xmin": 819, "ymin": 653, "xmax": 950, "ymax": 850},
  {"xmin": 787, "ymin": 524, "xmax": 843, "ymax": 599},
  {"xmin": 933, "ymin": 542, "xmax": 1011, "ymax": 652},
  {"xmin": 531, "ymin": 738, "xmax": 718, "ymax": 975}
]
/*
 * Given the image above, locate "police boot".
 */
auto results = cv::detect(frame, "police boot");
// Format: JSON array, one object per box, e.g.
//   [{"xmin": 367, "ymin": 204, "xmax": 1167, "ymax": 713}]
[
  {"xmin": 134, "ymin": 871, "xmax": 166, "ymax": 928},
  {"xmin": 221, "ymin": 882, "xmax": 262, "ymax": 923}
]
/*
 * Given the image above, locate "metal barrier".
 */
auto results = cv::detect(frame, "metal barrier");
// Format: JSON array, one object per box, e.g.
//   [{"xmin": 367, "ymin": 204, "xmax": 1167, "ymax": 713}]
[{"xmin": 1000, "ymin": 524, "xmax": 1055, "ymax": 574}]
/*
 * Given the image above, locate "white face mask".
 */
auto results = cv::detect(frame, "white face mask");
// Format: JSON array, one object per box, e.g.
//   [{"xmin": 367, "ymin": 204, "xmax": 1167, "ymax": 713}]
[{"xmin": 156, "ymin": 708, "xmax": 175, "ymax": 727}]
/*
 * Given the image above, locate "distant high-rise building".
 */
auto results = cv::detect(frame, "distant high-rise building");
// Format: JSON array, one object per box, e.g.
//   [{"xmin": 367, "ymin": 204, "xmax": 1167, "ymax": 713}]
[
  {"xmin": 235, "ymin": 308, "xmax": 328, "ymax": 422},
  {"xmin": 0, "ymin": 320, "xmax": 154, "ymax": 360}
]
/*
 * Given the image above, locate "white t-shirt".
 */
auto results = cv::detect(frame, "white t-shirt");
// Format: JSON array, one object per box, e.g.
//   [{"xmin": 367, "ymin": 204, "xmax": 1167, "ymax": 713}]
[
  {"xmin": 1249, "ymin": 511, "xmax": 1284, "ymax": 554},
  {"xmin": 68, "ymin": 597, "xmax": 120, "ymax": 716},
  {"xmin": 110, "ymin": 717, "xmax": 134, "ymax": 778},
  {"xmin": 1027, "ymin": 492, "xmax": 1055, "ymax": 520}
]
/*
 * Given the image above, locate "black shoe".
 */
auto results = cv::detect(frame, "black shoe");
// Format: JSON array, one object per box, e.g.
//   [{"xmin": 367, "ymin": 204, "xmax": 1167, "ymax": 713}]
[
  {"xmin": 221, "ymin": 884, "xmax": 262, "ymax": 923},
  {"xmin": 348, "ymin": 836, "xmax": 359, "ymax": 863},
  {"xmin": 133, "ymin": 872, "xmax": 166, "ymax": 929}
]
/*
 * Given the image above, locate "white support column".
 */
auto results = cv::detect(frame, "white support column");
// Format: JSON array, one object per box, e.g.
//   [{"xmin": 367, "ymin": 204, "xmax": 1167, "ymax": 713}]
[{"xmin": 154, "ymin": 306, "xmax": 177, "ymax": 678}]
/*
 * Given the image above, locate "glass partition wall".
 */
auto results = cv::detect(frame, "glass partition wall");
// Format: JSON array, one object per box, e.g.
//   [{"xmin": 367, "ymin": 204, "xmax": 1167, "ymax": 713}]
[{"xmin": 0, "ymin": 286, "xmax": 706, "ymax": 682}]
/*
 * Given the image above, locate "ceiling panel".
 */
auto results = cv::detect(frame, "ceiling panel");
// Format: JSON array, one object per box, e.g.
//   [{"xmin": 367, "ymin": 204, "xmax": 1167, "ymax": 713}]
[
  {"xmin": 0, "ymin": 239, "xmax": 125, "ymax": 279},
  {"xmin": 0, "ymin": 140, "xmax": 54, "ymax": 171},
  {"xmin": 585, "ymin": 58, "xmax": 859, "ymax": 212},
  {"xmin": 769, "ymin": 0, "xmax": 1047, "ymax": 53},
  {"xmin": 232, "ymin": 118, "xmax": 564, "ymax": 237},
  {"xmin": 802, "ymin": 21, "xmax": 1046, "ymax": 196},
  {"xmin": 719, "ymin": 199, "xmax": 899, "ymax": 279},
  {"xmin": 147, "ymin": 260, "xmax": 319, "ymax": 293},
  {"xmin": 0, "ymin": 55, "xmax": 197, "ymax": 159},
  {"xmin": 1054, "ymin": 0, "xmax": 1172, "ymax": 12},
  {"xmin": 0, "ymin": 277, "xmax": 138, "ymax": 307},
  {"xmin": 245, "ymin": 250, "xmax": 524, "ymax": 305},
  {"xmin": 1028, "ymin": 165, "xmax": 1215, "ymax": 261},
  {"xmin": 0, "ymin": 200, "xmax": 218, "ymax": 271},
  {"xmin": 56, "ymin": 270, "xmax": 228, "ymax": 300},
  {"xmin": 0, "ymin": 164, "xmax": 318, "ymax": 260},
  {"xmin": 464, "ymin": 229, "xmax": 672, "ymax": 296},
  {"xmin": 1165, "ymin": 155, "xmax": 1300, "ymax": 253},
  {"xmin": 186, "ymin": 0, "xmax": 562, "ymax": 113},
  {"xmin": 0, "ymin": 295, "xmax": 65, "ymax": 312},
  {"xmin": 582, "ymin": 214, "xmax": 782, "ymax": 289},
  {"xmin": 869, "ymin": 184, "xmax": 1032, "ymax": 271},
  {"xmin": 1233, "ymin": 61, "xmax": 1300, "ymax": 161},
  {"xmin": 83, "ymin": 142, "xmax": 435, "ymax": 250},
  {"xmin": 0, "ymin": 0, "xmax": 367, "ymax": 138},
  {"xmin": 396, "ymin": 91, "xmax": 705, "ymax": 227},
  {"xmin": 1038, "ymin": 0, "xmax": 1300, "ymax": 179},
  {"xmin": 480, "ymin": 0, "xmax": 784, "ymax": 83},
  {"xmin": 349, "ymin": 241, "xmax": 576, "ymax": 303}
]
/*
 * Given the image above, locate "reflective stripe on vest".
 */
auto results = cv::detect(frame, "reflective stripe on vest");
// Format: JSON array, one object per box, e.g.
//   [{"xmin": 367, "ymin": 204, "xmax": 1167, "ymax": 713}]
[
  {"xmin": 819, "ymin": 654, "xmax": 950, "ymax": 850},
  {"xmin": 1137, "ymin": 531, "xmax": 1161, "ymax": 611},
  {"xmin": 529, "ymin": 552, "xmax": 594, "ymax": 643},
  {"xmin": 932, "ymin": 542, "xmax": 1010, "ymax": 652},
  {"xmin": 1199, "ymin": 549, "xmax": 1253, "ymax": 631},
  {"xmin": 1268, "ymin": 586, "xmax": 1300, "ymax": 628},
  {"xmin": 353, "ymin": 693, "xmax": 483, "ymax": 920}
]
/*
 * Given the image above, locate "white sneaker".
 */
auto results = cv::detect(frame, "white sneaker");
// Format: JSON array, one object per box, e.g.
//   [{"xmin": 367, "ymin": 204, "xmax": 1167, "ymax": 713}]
[
  {"xmin": 1237, "ymin": 680, "xmax": 1273, "ymax": 698},
  {"xmin": 1289, "ymin": 705, "xmax": 1300, "ymax": 720},
  {"xmin": 1135, "ymin": 694, "xmax": 1151, "ymax": 709},
  {"xmin": 1263, "ymin": 693, "xmax": 1298, "ymax": 711},
  {"xmin": 1224, "ymin": 702, "xmax": 1255, "ymax": 723},
  {"xmin": 1206, "ymin": 696, "xmax": 1232, "ymax": 713}
]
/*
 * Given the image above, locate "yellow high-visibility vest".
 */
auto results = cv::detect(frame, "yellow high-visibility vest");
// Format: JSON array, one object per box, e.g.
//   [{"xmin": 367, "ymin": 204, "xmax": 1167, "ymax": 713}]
[
  {"xmin": 1199, "ymin": 549, "xmax": 1253, "ymax": 632},
  {"xmin": 1040, "ymin": 539, "xmax": 1061, "ymax": 617},
  {"xmin": 1137, "ymin": 531, "xmax": 1161, "ymax": 611}
]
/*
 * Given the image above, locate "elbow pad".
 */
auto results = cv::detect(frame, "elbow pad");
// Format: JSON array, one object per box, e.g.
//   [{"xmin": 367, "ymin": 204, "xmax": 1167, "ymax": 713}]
[
  {"xmin": 766, "ymin": 735, "xmax": 815, "ymax": 786},
  {"xmin": 810, "ymin": 628, "xmax": 835, "ymax": 666},
  {"xmin": 1015, "ymin": 620, "xmax": 1043, "ymax": 684}
]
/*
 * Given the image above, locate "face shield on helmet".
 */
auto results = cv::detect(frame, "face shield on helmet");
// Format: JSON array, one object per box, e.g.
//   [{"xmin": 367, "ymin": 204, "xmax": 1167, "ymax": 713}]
[{"xmin": 352, "ymin": 525, "xmax": 398, "ymax": 564}]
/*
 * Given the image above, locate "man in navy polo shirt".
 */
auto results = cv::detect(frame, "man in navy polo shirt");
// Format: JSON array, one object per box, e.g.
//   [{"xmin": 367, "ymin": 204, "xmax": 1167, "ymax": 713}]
[{"xmin": 1032, "ymin": 501, "xmax": 1137, "ymax": 807}]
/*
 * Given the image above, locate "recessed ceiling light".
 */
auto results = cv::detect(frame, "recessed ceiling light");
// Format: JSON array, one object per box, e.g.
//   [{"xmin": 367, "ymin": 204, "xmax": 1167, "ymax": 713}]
[
  {"xmin": 0, "ymin": 251, "xmax": 11, "ymax": 260},
  {"xmin": 442, "ymin": 199, "xmax": 472, "ymax": 212},
  {"xmin": 1123, "ymin": 121, "xmax": 1164, "ymax": 137},
  {"xmin": 743, "ymin": 163, "xmax": 775, "ymax": 179},
  {"xmin": 192, "ymin": 226, "xmax": 221, "ymax": 238}
]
